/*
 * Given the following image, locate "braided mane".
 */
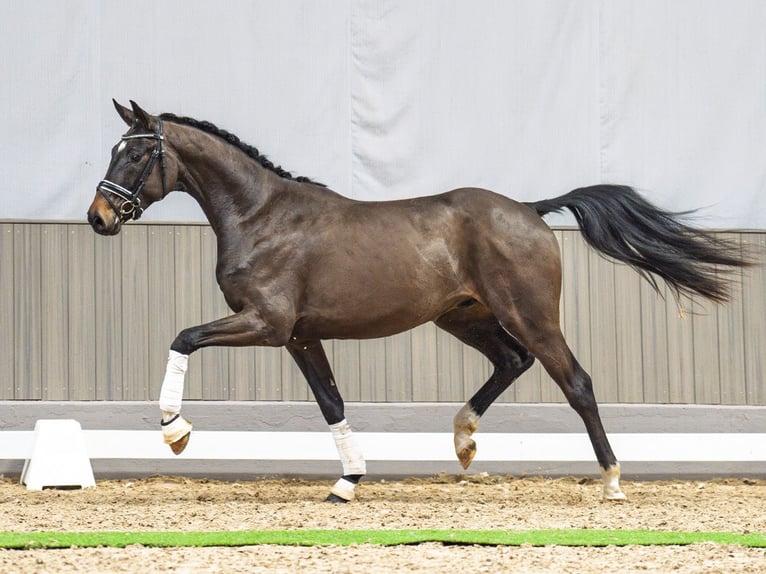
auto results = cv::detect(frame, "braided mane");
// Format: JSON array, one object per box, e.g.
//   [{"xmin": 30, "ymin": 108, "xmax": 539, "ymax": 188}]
[{"xmin": 160, "ymin": 113, "xmax": 325, "ymax": 187}]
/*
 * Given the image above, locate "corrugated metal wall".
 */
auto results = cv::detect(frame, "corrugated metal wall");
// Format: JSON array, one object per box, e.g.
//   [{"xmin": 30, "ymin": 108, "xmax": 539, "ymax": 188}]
[{"xmin": 2, "ymin": 222, "xmax": 764, "ymax": 405}]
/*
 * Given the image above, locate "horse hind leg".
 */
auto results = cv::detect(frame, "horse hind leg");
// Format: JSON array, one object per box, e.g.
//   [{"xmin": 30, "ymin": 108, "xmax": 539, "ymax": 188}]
[
  {"xmin": 478, "ymin": 273, "xmax": 626, "ymax": 501},
  {"xmin": 435, "ymin": 307, "xmax": 535, "ymax": 469},
  {"xmin": 497, "ymin": 310, "xmax": 626, "ymax": 500},
  {"xmin": 561, "ymin": 351, "xmax": 626, "ymax": 500}
]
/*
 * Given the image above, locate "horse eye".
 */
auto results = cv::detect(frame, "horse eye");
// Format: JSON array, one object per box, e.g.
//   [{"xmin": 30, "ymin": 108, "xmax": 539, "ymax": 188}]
[{"xmin": 129, "ymin": 151, "xmax": 142, "ymax": 162}]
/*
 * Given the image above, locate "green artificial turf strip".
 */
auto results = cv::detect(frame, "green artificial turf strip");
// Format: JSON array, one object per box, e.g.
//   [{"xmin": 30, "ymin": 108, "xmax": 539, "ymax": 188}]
[{"xmin": 1, "ymin": 529, "xmax": 765, "ymax": 549}]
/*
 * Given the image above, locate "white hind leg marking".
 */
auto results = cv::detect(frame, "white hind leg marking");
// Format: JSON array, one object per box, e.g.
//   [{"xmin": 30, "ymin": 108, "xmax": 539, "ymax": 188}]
[
  {"xmin": 453, "ymin": 403, "xmax": 480, "ymax": 469},
  {"xmin": 601, "ymin": 463, "xmax": 627, "ymax": 500}
]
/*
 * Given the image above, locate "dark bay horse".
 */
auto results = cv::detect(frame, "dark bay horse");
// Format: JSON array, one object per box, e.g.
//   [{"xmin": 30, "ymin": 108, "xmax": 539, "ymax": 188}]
[{"xmin": 88, "ymin": 100, "xmax": 749, "ymax": 502}]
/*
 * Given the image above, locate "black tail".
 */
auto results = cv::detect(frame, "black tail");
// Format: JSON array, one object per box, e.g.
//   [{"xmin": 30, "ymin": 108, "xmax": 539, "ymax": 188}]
[{"xmin": 525, "ymin": 185, "xmax": 752, "ymax": 303}]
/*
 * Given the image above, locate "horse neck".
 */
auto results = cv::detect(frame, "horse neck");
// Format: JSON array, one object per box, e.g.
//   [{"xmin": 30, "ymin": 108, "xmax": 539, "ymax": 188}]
[{"xmin": 170, "ymin": 125, "xmax": 275, "ymax": 236}]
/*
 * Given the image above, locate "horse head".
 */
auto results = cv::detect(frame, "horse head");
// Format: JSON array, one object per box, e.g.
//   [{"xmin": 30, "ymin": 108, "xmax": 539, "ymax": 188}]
[{"xmin": 87, "ymin": 100, "xmax": 180, "ymax": 235}]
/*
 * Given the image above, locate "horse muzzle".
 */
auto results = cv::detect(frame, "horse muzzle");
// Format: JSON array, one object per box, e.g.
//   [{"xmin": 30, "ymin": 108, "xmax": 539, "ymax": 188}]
[{"xmin": 87, "ymin": 205, "xmax": 122, "ymax": 236}]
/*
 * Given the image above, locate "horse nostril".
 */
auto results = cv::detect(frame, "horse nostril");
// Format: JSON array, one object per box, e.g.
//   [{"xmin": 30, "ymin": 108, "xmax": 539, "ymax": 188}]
[{"xmin": 88, "ymin": 211, "xmax": 105, "ymax": 231}]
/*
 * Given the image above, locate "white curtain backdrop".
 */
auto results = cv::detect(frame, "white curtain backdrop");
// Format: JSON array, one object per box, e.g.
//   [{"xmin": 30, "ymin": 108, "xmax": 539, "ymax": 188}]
[{"xmin": 1, "ymin": 0, "xmax": 764, "ymax": 228}]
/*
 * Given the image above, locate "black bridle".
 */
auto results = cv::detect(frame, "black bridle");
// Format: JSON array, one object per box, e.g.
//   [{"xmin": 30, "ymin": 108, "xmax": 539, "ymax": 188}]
[{"xmin": 97, "ymin": 119, "xmax": 167, "ymax": 222}]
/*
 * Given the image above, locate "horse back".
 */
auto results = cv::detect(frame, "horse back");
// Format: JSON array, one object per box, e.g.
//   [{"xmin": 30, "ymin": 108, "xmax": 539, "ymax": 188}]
[{"xmin": 287, "ymin": 186, "xmax": 559, "ymax": 340}]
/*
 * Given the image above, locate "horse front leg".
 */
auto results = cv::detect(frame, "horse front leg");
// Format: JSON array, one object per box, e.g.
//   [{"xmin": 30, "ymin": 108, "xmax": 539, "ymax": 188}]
[
  {"xmin": 159, "ymin": 350, "xmax": 194, "ymax": 453},
  {"xmin": 286, "ymin": 340, "xmax": 366, "ymax": 503},
  {"xmin": 159, "ymin": 309, "xmax": 291, "ymax": 454}
]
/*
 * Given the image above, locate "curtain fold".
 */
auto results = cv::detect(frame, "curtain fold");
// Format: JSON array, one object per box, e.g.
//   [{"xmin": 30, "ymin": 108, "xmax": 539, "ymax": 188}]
[{"xmin": 1, "ymin": 1, "xmax": 763, "ymax": 228}]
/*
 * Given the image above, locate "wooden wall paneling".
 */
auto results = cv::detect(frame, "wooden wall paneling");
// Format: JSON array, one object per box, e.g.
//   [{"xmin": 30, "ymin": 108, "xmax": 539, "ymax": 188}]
[
  {"xmin": 13, "ymin": 224, "xmax": 42, "ymax": 399},
  {"xmin": 4, "ymin": 224, "xmax": 766, "ymax": 407},
  {"xmin": 435, "ymin": 327, "xmax": 462, "ymax": 402},
  {"xmin": 665, "ymin": 293, "xmax": 696, "ymax": 404},
  {"xmin": 40, "ymin": 224, "xmax": 68, "ymax": 399},
  {"xmin": 254, "ymin": 346, "xmax": 282, "ymax": 401},
  {"xmin": 0, "ymin": 224, "xmax": 13, "ymax": 398},
  {"xmin": 66, "ymin": 225, "xmax": 96, "ymax": 400},
  {"xmin": 612, "ymin": 262, "xmax": 644, "ymax": 402},
  {"xmin": 332, "ymin": 339, "xmax": 362, "ymax": 402},
  {"xmin": 586, "ymin": 246, "xmax": 618, "ymax": 402},
  {"xmin": 639, "ymin": 281, "xmax": 670, "ymax": 403},
  {"xmin": 690, "ymin": 295, "xmax": 722, "ymax": 404},
  {"xmin": 716, "ymin": 233, "xmax": 747, "ymax": 405},
  {"xmin": 411, "ymin": 323, "xmax": 439, "ymax": 402},
  {"xmin": 358, "ymin": 338, "xmax": 387, "ymax": 402},
  {"xmin": 386, "ymin": 331, "xmax": 413, "ymax": 402},
  {"xmin": 120, "ymin": 226, "xmax": 150, "ymax": 400},
  {"xmin": 229, "ymin": 347, "xmax": 256, "ymax": 400},
  {"xmin": 200, "ymin": 227, "xmax": 229, "ymax": 400},
  {"xmin": 146, "ymin": 226, "xmax": 177, "ymax": 401},
  {"xmin": 173, "ymin": 226, "xmax": 203, "ymax": 399},
  {"xmin": 94, "ymin": 229, "xmax": 123, "ymax": 399},
  {"xmin": 741, "ymin": 233, "xmax": 766, "ymax": 404}
]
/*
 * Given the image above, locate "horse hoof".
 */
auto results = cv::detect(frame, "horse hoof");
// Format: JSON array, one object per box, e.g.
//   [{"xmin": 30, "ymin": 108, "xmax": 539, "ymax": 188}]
[
  {"xmin": 325, "ymin": 493, "xmax": 350, "ymax": 504},
  {"xmin": 162, "ymin": 415, "xmax": 192, "ymax": 454},
  {"xmin": 169, "ymin": 432, "xmax": 191, "ymax": 455},
  {"xmin": 456, "ymin": 440, "xmax": 477, "ymax": 470},
  {"xmin": 603, "ymin": 491, "xmax": 627, "ymax": 502},
  {"xmin": 600, "ymin": 464, "xmax": 626, "ymax": 501}
]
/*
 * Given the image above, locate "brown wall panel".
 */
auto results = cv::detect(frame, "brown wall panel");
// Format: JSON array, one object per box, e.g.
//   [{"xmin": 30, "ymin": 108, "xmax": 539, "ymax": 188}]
[{"xmin": 2, "ymin": 223, "xmax": 764, "ymax": 406}]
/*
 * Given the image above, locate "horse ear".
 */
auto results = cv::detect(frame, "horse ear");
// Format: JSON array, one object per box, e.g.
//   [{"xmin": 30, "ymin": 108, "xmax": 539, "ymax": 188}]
[
  {"xmin": 113, "ymin": 99, "xmax": 134, "ymax": 126},
  {"xmin": 129, "ymin": 100, "xmax": 154, "ymax": 130}
]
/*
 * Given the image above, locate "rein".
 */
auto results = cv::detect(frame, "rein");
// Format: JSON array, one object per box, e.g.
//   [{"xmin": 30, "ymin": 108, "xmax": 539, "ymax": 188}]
[{"xmin": 97, "ymin": 119, "xmax": 168, "ymax": 222}]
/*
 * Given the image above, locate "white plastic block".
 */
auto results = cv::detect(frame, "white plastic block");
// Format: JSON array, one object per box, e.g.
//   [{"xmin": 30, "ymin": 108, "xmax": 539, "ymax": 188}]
[{"xmin": 20, "ymin": 419, "xmax": 96, "ymax": 490}]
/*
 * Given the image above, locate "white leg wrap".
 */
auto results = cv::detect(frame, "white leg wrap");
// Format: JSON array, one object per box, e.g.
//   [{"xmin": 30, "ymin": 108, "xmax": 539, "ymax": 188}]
[
  {"xmin": 159, "ymin": 350, "xmax": 192, "ymax": 447},
  {"xmin": 601, "ymin": 463, "xmax": 627, "ymax": 501},
  {"xmin": 159, "ymin": 350, "xmax": 188, "ymax": 415},
  {"xmin": 329, "ymin": 419, "xmax": 366, "ymax": 476}
]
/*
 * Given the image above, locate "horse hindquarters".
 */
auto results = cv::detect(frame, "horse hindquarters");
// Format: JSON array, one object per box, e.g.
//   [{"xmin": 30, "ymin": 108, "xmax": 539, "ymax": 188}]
[
  {"xmin": 473, "ymin": 221, "xmax": 626, "ymax": 500},
  {"xmin": 487, "ymin": 298, "xmax": 625, "ymax": 499}
]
